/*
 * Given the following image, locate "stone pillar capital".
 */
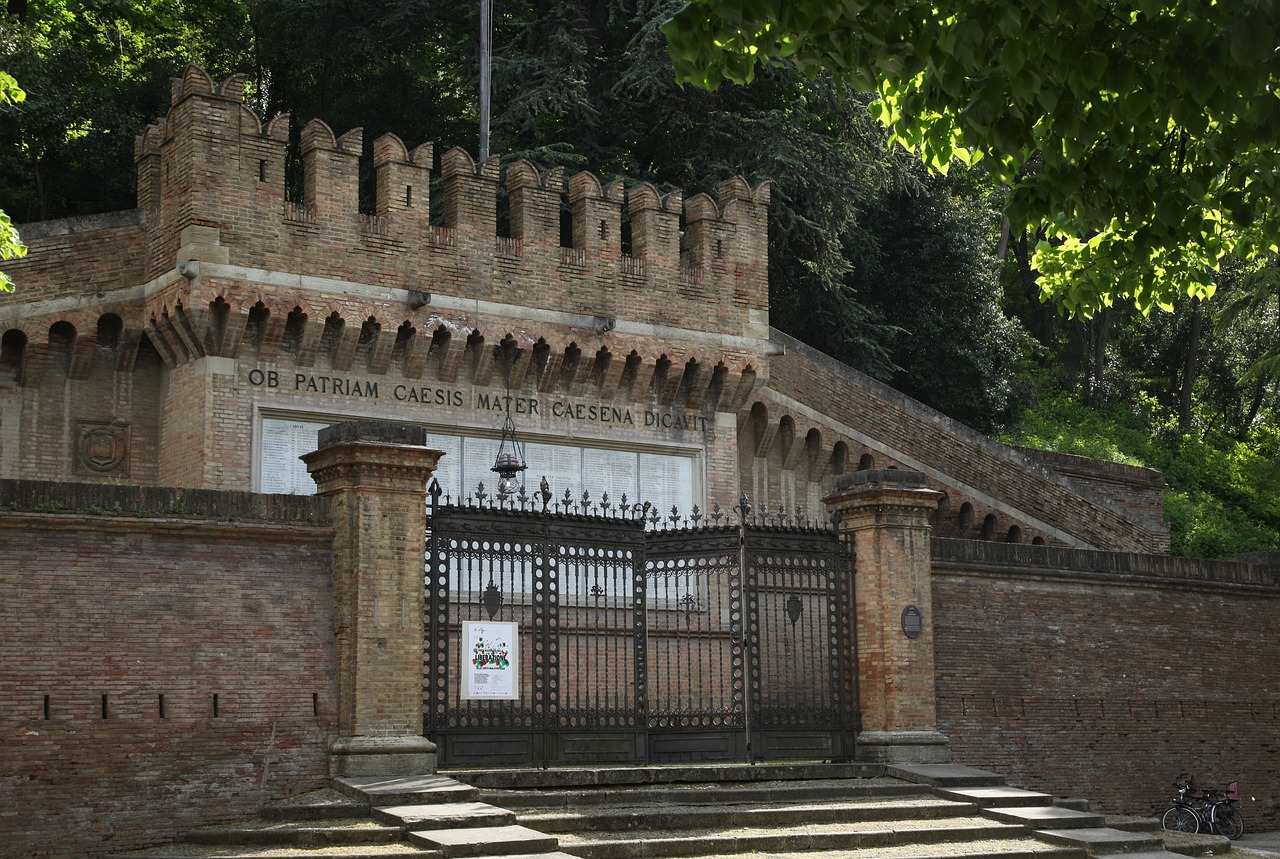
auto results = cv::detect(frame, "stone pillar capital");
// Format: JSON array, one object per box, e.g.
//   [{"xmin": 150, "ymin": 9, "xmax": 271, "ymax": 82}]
[
  {"xmin": 301, "ymin": 420, "xmax": 443, "ymax": 495},
  {"xmin": 824, "ymin": 469, "xmax": 944, "ymax": 526}
]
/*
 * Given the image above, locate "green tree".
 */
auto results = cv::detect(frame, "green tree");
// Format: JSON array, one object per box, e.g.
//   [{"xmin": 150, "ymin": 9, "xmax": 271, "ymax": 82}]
[
  {"xmin": 662, "ymin": 0, "xmax": 1280, "ymax": 319},
  {"xmin": 488, "ymin": 0, "xmax": 1044, "ymax": 410},
  {"xmin": 0, "ymin": 69, "xmax": 24, "ymax": 291},
  {"xmin": 0, "ymin": 0, "xmax": 253, "ymax": 222},
  {"xmin": 855, "ymin": 167, "xmax": 1033, "ymax": 432}
]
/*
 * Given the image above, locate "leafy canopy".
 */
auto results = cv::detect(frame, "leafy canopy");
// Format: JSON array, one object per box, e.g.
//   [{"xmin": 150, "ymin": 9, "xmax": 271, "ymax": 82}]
[
  {"xmin": 662, "ymin": 0, "xmax": 1280, "ymax": 318},
  {"xmin": 0, "ymin": 70, "xmax": 24, "ymax": 292}
]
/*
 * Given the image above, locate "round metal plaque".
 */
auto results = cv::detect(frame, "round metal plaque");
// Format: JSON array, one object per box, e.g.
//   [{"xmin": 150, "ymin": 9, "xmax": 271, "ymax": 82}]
[{"xmin": 901, "ymin": 605, "xmax": 923, "ymax": 639}]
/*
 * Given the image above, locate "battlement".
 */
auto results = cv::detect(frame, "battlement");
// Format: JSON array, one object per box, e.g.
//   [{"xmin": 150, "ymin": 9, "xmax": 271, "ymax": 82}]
[{"xmin": 102, "ymin": 64, "xmax": 772, "ymax": 339}]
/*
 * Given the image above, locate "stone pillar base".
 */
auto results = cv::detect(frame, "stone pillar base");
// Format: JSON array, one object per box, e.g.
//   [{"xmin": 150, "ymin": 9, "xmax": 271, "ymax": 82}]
[
  {"xmin": 329, "ymin": 735, "xmax": 438, "ymax": 778},
  {"xmin": 856, "ymin": 730, "xmax": 952, "ymax": 764}
]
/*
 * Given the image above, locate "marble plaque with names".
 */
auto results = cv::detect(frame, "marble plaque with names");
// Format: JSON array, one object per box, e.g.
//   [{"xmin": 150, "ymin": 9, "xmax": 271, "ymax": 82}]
[{"xmin": 261, "ymin": 417, "xmax": 326, "ymax": 495}]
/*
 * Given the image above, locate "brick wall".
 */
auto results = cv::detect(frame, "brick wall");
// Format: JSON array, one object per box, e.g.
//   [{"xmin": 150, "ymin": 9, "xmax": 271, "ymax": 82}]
[
  {"xmin": 932, "ymin": 538, "xmax": 1280, "ymax": 827},
  {"xmin": 1015, "ymin": 447, "xmax": 1167, "ymax": 525},
  {"xmin": 0, "ymin": 482, "xmax": 337, "ymax": 858},
  {"xmin": 766, "ymin": 331, "xmax": 1169, "ymax": 552}
]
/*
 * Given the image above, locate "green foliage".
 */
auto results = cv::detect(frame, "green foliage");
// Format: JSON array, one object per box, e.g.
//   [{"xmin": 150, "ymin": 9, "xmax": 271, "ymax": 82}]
[
  {"xmin": 0, "ymin": 0, "xmax": 255, "ymax": 220},
  {"xmin": 484, "ymin": 1, "xmax": 1033, "ymax": 408},
  {"xmin": 663, "ymin": 0, "xmax": 1280, "ymax": 319},
  {"xmin": 0, "ymin": 69, "xmax": 24, "ymax": 290},
  {"xmin": 851, "ymin": 167, "xmax": 1034, "ymax": 432},
  {"xmin": 1005, "ymin": 391, "xmax": 1280, "ymax": 559}
]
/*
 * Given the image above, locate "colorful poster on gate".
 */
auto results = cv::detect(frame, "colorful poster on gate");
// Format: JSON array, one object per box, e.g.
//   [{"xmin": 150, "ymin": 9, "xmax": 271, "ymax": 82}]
[{"xmin": 461, "ymin": 621, "xmax": 519, "ymax": 700}]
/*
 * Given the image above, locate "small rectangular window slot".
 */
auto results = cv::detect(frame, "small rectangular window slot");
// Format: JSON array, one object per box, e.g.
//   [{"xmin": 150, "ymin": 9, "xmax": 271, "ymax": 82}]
[
  {"xmin": 158, "ymin": 694, "xmax": 166, "ymax": 719},
  {"xmin": 43, "ymin": 695, "xmax": 50, "ymax": 721},
  {"xmin": 212, "ymin": 693, "xmax": 219, "ymax": 718},
  {"xmin": 259, "ymin": 159, "xmax": 267, "ymax": 182},
  {"xmin": 405, "ymin": 185, "xmax": 413, "ymax": 207},
  {"xmin": 312, "ymin": 693, "xmax": 319, "ymax": 717},
  {"xmin": 101, "ymin": 694, "xmax": 109, "ymax": 720}
]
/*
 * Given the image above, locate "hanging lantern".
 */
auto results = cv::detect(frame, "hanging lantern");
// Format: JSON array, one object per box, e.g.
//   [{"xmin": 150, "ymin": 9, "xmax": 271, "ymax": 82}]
[{"xmin": 491, "ymin": 414, "xmax": 526, "ymax": 498}]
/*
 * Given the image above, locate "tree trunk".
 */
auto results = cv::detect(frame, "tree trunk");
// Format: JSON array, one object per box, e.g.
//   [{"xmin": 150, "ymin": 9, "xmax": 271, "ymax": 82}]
[
  {"xmin": 1178, "ymin": 299, "xmax": 1202, "ymax": 430},
  {"xmin": 1087, "ymin": 308, "xmax": 1111, "ymax": 404}
]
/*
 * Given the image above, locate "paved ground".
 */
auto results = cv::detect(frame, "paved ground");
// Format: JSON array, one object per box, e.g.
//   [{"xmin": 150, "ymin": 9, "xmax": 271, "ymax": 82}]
[{"xmin": 1233, "ymin": 829, "xmax": 1280, "ymax": 857}]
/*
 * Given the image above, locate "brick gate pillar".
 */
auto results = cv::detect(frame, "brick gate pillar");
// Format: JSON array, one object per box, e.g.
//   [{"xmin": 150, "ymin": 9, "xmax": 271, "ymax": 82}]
[
  {"xmin": 302, "ymin": 421, "xmax": 444, "ymax": 776},
  {"xmin": 824, "ymin": 469, "xmax": 951, "ymax": 764}
]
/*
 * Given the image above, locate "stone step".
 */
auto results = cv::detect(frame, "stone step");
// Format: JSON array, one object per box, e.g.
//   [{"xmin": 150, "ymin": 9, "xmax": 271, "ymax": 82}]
[
  {"xmin": 185, "ymin": 818, "xmax": 405, "ymax": 847},
  {"xmin": 407, "ymin": 824, "xmax": 560, "ymax": 857},
  {"xmin": 108, "ymin": 844, "xmax": 435, "ymax": 859},
  {"xmin": 1103, "ymin": 814, "xmax": 1161, "ymax": 833},
  {"xmin": 985, "ymin": 807, "xmax": 1106, "ymax": 829},
  {"xmin": 336, "ymin": 775, "xmax": 481, "ymax": 807},
  {"xmin": 1157, "ymin": 830, "xmax": 1233, "ymax": 857},
  {"xmin": 888, "ymin": 764, "xmax": 1008, "ymax": 788},
  {"xmin": 938, "ymin": 786, "xmax": 1055, "ymax": 808},
  {"xmin": 481, "ymin": 776, "xmax": 925, "ymax": 809},
  {"xmin": 375, "ymin": 801, "xmax": 518, "ymax": 830},
  {"xmin": 1035, "ymin": 826, "xmax": 1165, "ymax": 854},
  {"xmin": 450, "ymin": 762, "xmax": 882, "ymax": 790},
  {"xmin": 662, "ymin": 842, "xmax": 1084, "ymax": 859},
  {"xmin": 1055, "ymin": 798, "xmax": 1093, "ymax": 813},
  {"xmin": 553, "ymin": 815, "xmax": 1028, "ymax": 859},
  {"xmin": 111, "ymin": 846, "xmax": 436, "ymax": 859},
  {"xmin": 521, "ymin": 795, "xmax": 976, "ymax": 833},
  {"xmin": 263, "ymin": 787, "xmax": 373, "ymax": 821}
]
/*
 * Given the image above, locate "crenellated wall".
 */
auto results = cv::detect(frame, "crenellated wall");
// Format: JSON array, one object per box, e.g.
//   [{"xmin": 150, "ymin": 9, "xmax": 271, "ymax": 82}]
[
  {"xmin": 0, "ymin": 63, "xmax": 1172, "ymax": 552},
  {"xmin": 111, "ymin": 65, "xmax": 772, "ymax": 335}
]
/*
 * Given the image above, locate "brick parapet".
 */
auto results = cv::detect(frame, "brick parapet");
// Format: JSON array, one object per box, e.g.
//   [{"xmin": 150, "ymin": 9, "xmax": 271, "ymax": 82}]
[
  {"xmin": 932, "ymin": 546, "xmax": 1280, "ymax": 829},
  {"xmin": 932, "ymin": 536, "xmax": 1280, "ymax": 592},
  {"xmin": 0, "ymin": 502, "xmax": 336, "ymax": 857},
  {"xmin": 0, "ymin": 477, "xmax": 330, "ymax": 523}
]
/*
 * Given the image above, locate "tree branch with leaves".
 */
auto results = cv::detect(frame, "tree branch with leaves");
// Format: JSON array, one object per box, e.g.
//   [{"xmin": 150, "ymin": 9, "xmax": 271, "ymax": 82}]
[
  {"xmin": 0, "ymin": 69, "xmax": 24, "ymax": 291},
  {"xmin": 662, "ymin": 0, "xmax": 1280, "ymax": 319}
]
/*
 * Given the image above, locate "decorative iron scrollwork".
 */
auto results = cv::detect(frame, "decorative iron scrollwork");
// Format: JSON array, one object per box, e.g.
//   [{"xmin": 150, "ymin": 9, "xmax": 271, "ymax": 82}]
[{"xmin": 482, "ymin": 580, "xmax": 503, "ymax": 619}]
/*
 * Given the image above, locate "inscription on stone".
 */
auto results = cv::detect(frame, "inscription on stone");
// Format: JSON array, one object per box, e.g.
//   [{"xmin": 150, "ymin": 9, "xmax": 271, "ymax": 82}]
[{"xmin": 246, "ymin": 368, "xmax": 709, "ymax": 434}]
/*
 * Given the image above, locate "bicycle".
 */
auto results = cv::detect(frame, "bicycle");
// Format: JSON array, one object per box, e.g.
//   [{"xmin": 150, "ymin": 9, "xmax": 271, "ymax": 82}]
[{"xmin": 1161, "ymin": 774, "xmax": 1245, "ymax": 840}]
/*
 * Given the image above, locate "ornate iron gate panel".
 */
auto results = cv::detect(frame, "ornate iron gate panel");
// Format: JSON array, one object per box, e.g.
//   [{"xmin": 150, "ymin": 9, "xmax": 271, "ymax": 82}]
[
  {"xmin": 743, "ymin": 526, "xmax": 855, "ymax": 761},
  {"xmin": 424, "ymin": 496, "xmax": 648, "ymax": 767},
  {"xmin": 644, "ymin": 526, "xmax": 746, "ymax": 762},
  {"xmin": 425, "ymin": 488, "xmax": 854, "ymax": 767}
]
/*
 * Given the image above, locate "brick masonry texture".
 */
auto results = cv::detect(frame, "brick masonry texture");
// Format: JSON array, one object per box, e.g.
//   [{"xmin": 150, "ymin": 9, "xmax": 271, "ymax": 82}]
[
  {"xmin": 0, "ymin": 63, "xmax": 1166, "ymax": 553},
  {"xmin": 932, "ymin": 539, "xmax": 1280, "ymax": 829},
  {"xmin": 0, "ymin": 60, "xmax": 1265, "ymax": 858},
  {"xmin": 0, "ymin": 496, "xmax": 336, "ymax": 858}
]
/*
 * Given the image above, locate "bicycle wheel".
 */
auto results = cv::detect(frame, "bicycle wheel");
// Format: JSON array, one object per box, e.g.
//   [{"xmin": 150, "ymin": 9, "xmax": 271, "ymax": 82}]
[
  {"xmin": 1214, "ymin": 804, "xmax": 1245, "ymax": 840},
  {"xmin": 1163, "ymin": 805, "xmax": 1200, "ymax": 833}
]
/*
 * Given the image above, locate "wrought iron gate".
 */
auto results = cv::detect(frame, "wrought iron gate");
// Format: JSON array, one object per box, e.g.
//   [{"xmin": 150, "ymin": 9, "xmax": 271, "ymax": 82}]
[{"xmin": 424, "ymin": 485, "xmax": 856, "ymax": 767}]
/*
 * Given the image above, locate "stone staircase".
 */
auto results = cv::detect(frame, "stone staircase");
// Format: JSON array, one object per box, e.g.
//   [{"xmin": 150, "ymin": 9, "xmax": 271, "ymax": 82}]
[
  {"xmin": 112, "ymin": 763, "xmax": 1233, "ymax": 859},
  {"xmin": 110, "ymin": 773, "xmax": 575, "ymax": 859}
]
